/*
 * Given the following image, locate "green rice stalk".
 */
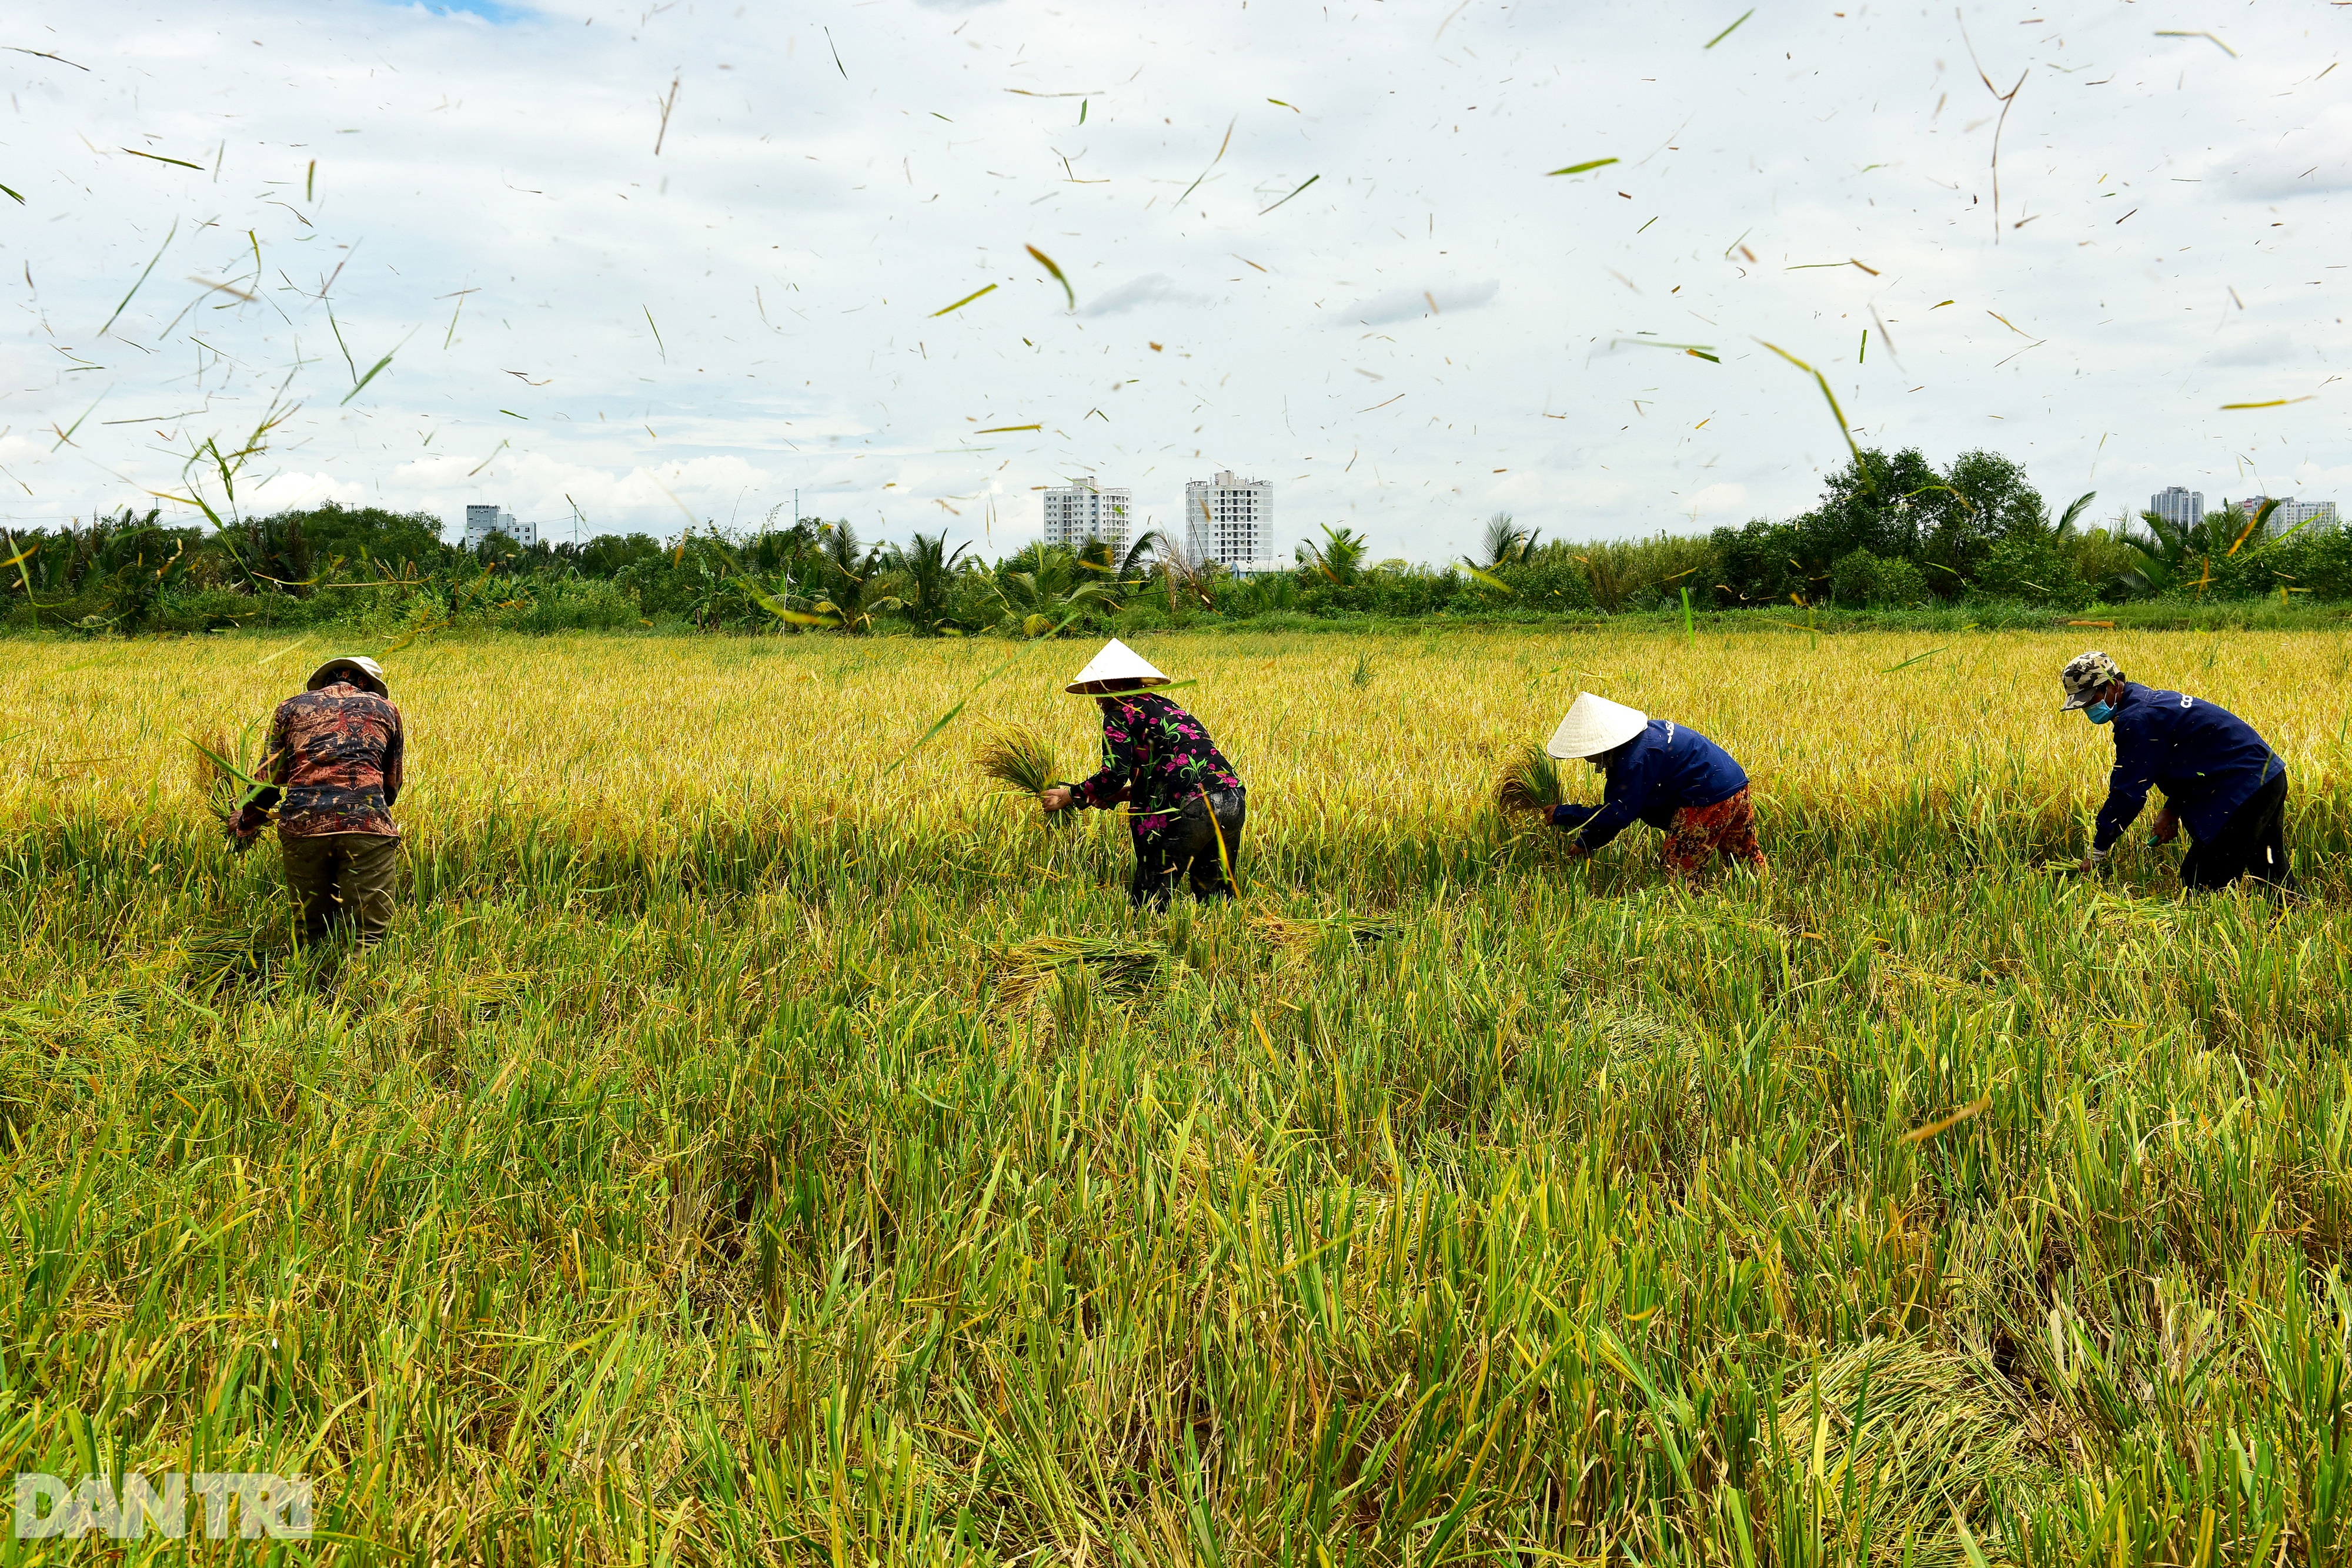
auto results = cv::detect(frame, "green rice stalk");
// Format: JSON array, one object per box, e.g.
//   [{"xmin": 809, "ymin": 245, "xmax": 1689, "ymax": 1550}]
[
  {"xmin": 1495, "ymin": 743, "xmax": 1566, "ymax": 814},
  {"xmin": 189, "ymin": 717, "xmax": 272, "ymax": 824},
  {"xmin": 974, "ymin": 724, "xmax": 1059, "ymax": 797}
]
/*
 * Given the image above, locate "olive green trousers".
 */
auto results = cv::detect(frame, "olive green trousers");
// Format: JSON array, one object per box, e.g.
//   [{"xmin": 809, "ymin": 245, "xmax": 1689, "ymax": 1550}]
[{"xmin": 279, "ymin": 833, "xmax": 400, "ymax": 944}]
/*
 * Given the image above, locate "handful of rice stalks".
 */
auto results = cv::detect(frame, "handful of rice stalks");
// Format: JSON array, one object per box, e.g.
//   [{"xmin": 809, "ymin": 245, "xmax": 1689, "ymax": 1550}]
[
  {"xmin": 974, "ymin": 723, "xmax": 1058, "ymax": 795},
  {"xmin": 1495, "ymin": 743, "xmax": 1566, "ymax": 814},
  {"xmin": 989, "ymin": 934, "xmax": 1164, "ymax": 1011},
  {"xmin": 974, "ymin": 723, "xmax": 1077, "ymax": 824},
  {"xmin": 190, "ymin": 720, "xmax": 276, "ymax": 840}
]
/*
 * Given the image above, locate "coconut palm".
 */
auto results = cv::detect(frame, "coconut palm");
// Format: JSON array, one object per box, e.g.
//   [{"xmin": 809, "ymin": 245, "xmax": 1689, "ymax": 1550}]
[
  {"xmin": 1476, "ymin": 511, "xmax": 1540, "ymax": 570},
  {"xmin": 891, "ymin": 530, "xmax": 974, "ymax": 635},
  {"xmin": 1296, "ymin": 524, "xmax": 1369, "ymax": 586},
  {"xmin": 801, "ymin": 521, "xmax": 901, "ymax": 632},
  {"xmin": 988, "ymin": 544, "xmax": 1122, "ymax": 638}
]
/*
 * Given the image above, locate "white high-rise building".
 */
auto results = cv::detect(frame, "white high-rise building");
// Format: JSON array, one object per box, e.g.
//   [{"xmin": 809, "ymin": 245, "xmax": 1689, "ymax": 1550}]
[
  {"xmin": 2149, "ymin": 487, "xmax": 2203, "ymax": 530},
  {"xmin": 463, "ymin": 503, "xmax": 534, "ymax": 549},
  {"xmin": 1182, "ymin": 469, "xmax": 1272, "ymax": 573},
  {"xmin": 1041, "ymin": 476, "xmax": 1132, "ymax": 558}
]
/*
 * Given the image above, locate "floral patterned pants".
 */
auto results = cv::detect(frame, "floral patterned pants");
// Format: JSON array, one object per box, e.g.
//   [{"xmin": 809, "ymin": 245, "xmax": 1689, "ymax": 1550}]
[{"xmin": 1661, "ymin": 787, "xmax": 1766, "ymax": 878}]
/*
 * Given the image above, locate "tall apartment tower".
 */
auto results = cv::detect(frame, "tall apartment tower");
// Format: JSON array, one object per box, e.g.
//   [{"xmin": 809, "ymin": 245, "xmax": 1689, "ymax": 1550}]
[
  {"xmin": 2149, "ymin": 487, "xmax": 2203, "ymax": 531},
  {"xmin": 463, "ymin": 503, "xmax": 535, "ymax": 549},
  {"xmin": 1182, "ymin": 469, "xmax": 1272, "ymax": 573},
  {"xmin": 1040, "ymin": 476, "xmax": 1132, "ymax": 558}
]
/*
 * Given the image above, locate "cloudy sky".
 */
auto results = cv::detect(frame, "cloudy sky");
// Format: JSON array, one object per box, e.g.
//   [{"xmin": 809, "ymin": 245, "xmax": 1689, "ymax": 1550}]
[{"xmin": 2, "ymin": 0, "xmax": 2343, "ymax": 561}]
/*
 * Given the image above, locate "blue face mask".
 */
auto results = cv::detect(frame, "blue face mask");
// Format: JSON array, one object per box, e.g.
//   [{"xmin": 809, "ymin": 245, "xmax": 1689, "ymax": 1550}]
[{"xmin": 2084, "ymin": 700, "xmax": 2115, "ymax": 725}]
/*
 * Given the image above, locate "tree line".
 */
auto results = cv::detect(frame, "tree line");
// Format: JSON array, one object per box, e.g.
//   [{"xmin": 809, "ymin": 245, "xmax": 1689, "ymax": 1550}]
[{"xmin": 6, "ymin": 447, "xmax": 2347, "ymax": 637}]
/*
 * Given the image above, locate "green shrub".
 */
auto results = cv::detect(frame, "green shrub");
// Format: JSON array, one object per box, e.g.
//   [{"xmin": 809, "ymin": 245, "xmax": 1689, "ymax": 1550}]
[
  {"xmin": 494, "ymin": 577, "xmax": 644, "ymax": 634},
  {"xmin": 1830, "ymin": 547, "xmax": 1931, "ymax": 608},
  {"xmin": 1976, "ymin": 535, "xmax": 2094, "ymax": 609}
]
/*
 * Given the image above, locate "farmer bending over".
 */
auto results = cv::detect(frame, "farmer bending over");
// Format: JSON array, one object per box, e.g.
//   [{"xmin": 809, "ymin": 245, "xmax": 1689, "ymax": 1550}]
[
  {"xmin": 1040, "ymin": 638, "xmax": 1246, "ymax": 907},
  {"xmin": 1538, "ymin": 692, "xmax": 1766, "ymax": 881},
  {"xmin": 2059, "ymin": 650, "xmax": 2296, "ymax": 895},
  {"xmin": 232, "ymin": 655, "xmax": 406, "ymax": 944}
]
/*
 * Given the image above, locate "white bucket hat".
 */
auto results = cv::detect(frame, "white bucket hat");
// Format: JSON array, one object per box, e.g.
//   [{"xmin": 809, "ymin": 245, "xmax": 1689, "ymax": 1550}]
[
  {"xmin": 306, "ymin": 654, "xmax": 388, "ymax": 697},
  {"xmin": 1545, "ymin": 691, "xmax": 1648, "ymax": 759},
  {"xmin": 1065, "ymin": 638, "xmax": 1171, "ymax": 696}
]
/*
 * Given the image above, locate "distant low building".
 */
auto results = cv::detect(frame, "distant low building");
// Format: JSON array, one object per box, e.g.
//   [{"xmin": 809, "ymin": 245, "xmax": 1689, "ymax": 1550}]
[
  {"xmin": 1041, "ymin": 476, "xmax": 1132, "ymax": 559},
  {"xmin": 2232, "ymin": 496, "xmax": 2339, "ymax": 534},
  {"xmin": 464, "ymin": 503, "xmax": 534, "ymax": 549},
  {"xmin": 2149, "ymin": 486, "xmax": 2203, "ymax": 530},
  {"xmin": 1184, "ymin": 469, "xmax": 1274, "ymax": 573}
]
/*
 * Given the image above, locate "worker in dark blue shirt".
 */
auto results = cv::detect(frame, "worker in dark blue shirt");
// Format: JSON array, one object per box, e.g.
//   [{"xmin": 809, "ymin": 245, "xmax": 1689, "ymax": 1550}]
[
  {"xmin": 1531, "ymin": 692, "xmax": 1767, "ymax": 880},
  {"xmin": 2058, "ymin": 650, "xmax": 2296, "ymax": 894}
]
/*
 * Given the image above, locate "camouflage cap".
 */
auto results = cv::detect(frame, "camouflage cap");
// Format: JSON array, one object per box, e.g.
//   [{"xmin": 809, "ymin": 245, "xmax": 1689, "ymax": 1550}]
[
  {"xmin": 307, "ymin": 654, "xmax": 388, "ymax": 697},
  {"xmin": 2057, "ymin": 649, "xmax": 2122, "ymax": 711}
]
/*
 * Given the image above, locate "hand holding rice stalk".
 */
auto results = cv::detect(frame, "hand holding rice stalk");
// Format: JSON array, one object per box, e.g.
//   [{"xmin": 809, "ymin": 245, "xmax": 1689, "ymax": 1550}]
[
  {"xmin": 188, "ymin": 719, "xmax": 276, "ymax": 852},
  {"xmin": 974, "ymin": 723, "xmax": 1073, "ymax": 822}
]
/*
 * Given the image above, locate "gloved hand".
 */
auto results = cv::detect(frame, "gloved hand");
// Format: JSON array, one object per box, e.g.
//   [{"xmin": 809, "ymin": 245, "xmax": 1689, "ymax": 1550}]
[{"xmin": 1548, "ymin": 803, "xmax": 1598, "ymax": 830}]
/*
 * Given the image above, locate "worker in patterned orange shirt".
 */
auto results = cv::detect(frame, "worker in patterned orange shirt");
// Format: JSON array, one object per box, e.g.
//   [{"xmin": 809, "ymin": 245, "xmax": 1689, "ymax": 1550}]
[{"xmin": 232, "ymin": 655, "xmax": 405, "ymax": 944}]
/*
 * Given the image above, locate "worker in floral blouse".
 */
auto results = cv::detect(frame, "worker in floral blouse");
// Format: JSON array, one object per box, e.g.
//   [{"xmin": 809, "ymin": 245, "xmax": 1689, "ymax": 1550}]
[
  {"xmin": 1528, "ymin": 691, "xmax": 1766, "ymax": 881},
  {"xmin": 231, "ymin": 654, "xmax": 405, "ymax": 944},
  {"xmin": 1039, "ymin": 639, "xmax": 1246, "ymax": 906}
]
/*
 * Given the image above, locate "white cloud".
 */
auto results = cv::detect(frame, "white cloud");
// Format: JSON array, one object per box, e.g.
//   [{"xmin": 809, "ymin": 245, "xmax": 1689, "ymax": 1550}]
[
  {"xmin": 1341, "ymin": 280, "xmax": 1500, "ymax": 327},
  {"xmin": 2207, "ymin": 105, "xmax": 2352, "ymax": 200},
  {"xmin": 1079, "ymin": 273, "xmax": 1217, "ymax": 318},
  {"xmin": 1686, "ymin": 483, "xmax": 1750, "ymax": 520},
  {"xmin": 2202, "ymin": 332, "xmax": 2298, "ymax": 369}
]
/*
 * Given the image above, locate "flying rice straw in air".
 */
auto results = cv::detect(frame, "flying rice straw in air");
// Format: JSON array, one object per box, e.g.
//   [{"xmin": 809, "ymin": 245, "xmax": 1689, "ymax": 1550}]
[
  {"xmin": 1258, "ymin": 175, "xmax": 1319, "ymax": 216},
  {"xmin": 96, "ymin": 218, "xmax": 176, "ymax": 338},
  {"xmin": 932, "ymin": 283, "xmax": 997, "ymax": 317},
  {"xmin": 122, "ymin": 148, "xmax": 204, "ymax": 171},
  {"xmin": 1175, "ymin": 116, "xmax": 1237, "ymax": 206},
  {"xmin": 1611, "ymin": 337, "xmax": 1720, "ymax": 363},
  {"xmin": 1546, "ymin": 158, "xmax": 1618, "ymax": 176},
  {"xmin": 1755, "ymin": 338, "xmax": 1873, "ymax": 486},
  {"xmin": 2154, "ymin": 29, "xmax": 2236, "ymax": 56},
  {"xmin": 1026, "ymin": 246, "xmax": 1075, "ymax": 310},
  {"xmin": 1704, "ymin": 8, "xmax": 1754, "ymax": 48}
]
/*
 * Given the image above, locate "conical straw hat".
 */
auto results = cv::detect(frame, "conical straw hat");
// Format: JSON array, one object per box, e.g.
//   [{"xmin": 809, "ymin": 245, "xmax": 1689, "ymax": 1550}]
[
  {"xmin": 1545, "ymin": 691, "xmax": 1648, "ymax": 759},
  {"xmin": 1065, "ymin": 638, "xmax": 1172, "ymax": 696}
]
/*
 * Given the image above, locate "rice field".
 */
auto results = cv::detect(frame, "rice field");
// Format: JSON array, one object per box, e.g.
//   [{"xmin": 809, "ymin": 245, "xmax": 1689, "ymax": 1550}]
[{"xmin": 5, "ymin": 625, "xmax": 2351, "ymax": 1565}]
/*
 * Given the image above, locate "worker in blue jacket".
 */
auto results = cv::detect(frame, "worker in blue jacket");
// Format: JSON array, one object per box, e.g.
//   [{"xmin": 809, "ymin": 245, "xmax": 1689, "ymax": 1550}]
[
  {"xmin": 1533, "ymin": 692, "xmax": 1767, "ymax": 879},
  {"xmin": 2059, "ymin": 650, "xmax": 2296, "ymax": 894}
]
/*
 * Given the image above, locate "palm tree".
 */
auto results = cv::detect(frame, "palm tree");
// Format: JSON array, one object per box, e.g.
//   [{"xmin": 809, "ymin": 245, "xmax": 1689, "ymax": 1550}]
[
  {"xmin": 891, "ymin": 530, "xmax": 973, "ymax": 634},
  {"xmin": 806, "ymin": 521, "xmax": 901, "ymax": 631},
  {"xmin": 2122, "ymin": 509, "xmax": 2200, "ymax": 596},
  {"xmin": 988, "ymin": 544, "xmax": 1123, "ymax": 637},
  {"xmin": 1296, "ymin": 524, "xmax": 1369, "ymax": 586},
  {"xmin": 1476, "ymin": 511, "xmax": 1539, "ymax": 570},
  {"xmin": 215, "ymin": 512, "xmax": 318, "ymax": 597}
]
